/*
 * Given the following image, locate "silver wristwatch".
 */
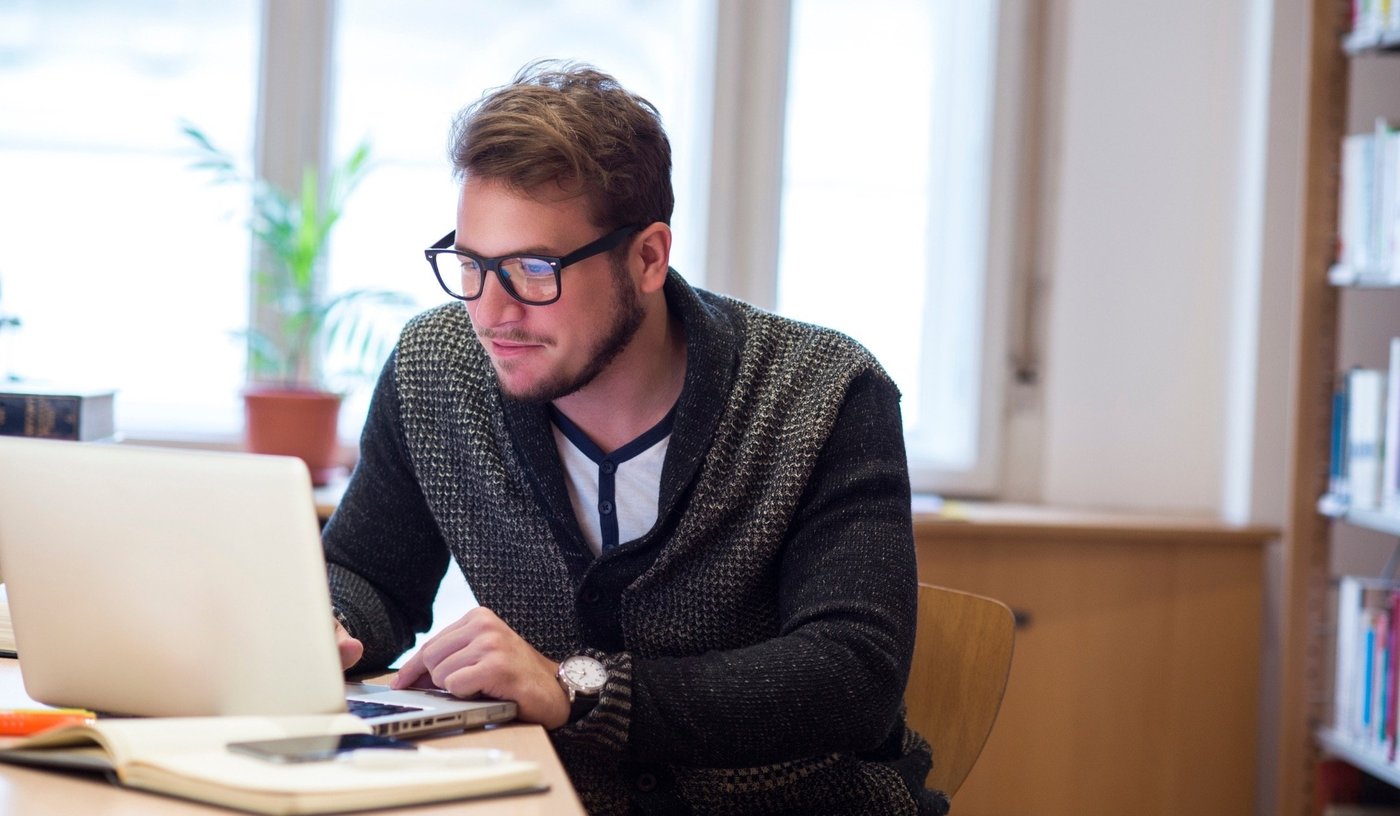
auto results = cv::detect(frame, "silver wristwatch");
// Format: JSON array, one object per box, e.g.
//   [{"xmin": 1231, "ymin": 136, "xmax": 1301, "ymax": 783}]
[{"xmin": 556, "ymin": 654, "xmax": 608, "ymax": 702}]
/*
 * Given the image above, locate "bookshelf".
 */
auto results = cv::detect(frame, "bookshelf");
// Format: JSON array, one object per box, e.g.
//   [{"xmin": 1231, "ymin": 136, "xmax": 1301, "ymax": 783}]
[
  {"xmin": 1321, "ymin": 504, "xmax": 1400, "ymax": 540},
  {"xmin": 1281, "ymin": 1, "xmax": 1400, "ymax": 813},
  {"xmin": 1319, "ymin": 726, "xmax": 1400, "ymax": 789}
]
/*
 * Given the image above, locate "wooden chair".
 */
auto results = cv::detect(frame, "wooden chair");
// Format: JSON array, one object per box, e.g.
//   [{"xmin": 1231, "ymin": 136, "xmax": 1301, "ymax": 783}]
[{"xmin": 904, "ymin": 582, "xmax": 1016, "ymax": 798}]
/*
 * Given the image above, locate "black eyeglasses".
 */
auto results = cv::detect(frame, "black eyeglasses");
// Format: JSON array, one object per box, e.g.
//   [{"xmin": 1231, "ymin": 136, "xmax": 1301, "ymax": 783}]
[{"xmin": 424, "ymin": 224, "xmax": 642, "ymax": 306}]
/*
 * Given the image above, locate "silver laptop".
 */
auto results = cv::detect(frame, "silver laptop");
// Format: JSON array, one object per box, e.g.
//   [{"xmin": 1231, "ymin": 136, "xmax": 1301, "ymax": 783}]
[{"xmin": 0, "ymin": 437, "xmax": 515, "ymax": 737}]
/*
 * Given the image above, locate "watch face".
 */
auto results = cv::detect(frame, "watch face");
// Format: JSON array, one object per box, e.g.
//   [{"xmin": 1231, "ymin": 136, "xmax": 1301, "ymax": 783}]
[{"xmin": 560, "ymin": 655, "xmax": 608, "ymax": 694}]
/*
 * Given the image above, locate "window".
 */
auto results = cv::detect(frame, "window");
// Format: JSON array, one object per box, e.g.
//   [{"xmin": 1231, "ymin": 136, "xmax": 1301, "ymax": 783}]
[
  {"xmin": 0, "ymin": 1, "xmax": 258, "ymax": 437},
  {"xmin": 776, "ymin": 0, "xmax": 1018, "ymax": 494},
  {"xmin": 0, "ymin": 1, "xmax": 1022, "ymax": 497}
]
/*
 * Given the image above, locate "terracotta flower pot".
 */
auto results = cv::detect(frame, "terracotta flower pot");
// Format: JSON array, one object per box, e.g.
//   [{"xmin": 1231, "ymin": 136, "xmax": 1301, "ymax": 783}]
[{"xmin": 243, "ymin": 388, "xmax": 343, "ymax": 486}]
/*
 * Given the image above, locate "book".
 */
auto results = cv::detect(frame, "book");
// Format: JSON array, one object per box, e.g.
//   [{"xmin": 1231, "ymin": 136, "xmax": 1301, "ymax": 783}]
[
  {"xmin": 1383, "ymin": 587, "xmax": 1394, "ymax": 761},
  {"xmin": 1339, "ymin": 578, "xmax": 1363, "ymax": 742},
  {"xmin": 1384, "ymin": 338, "xmax": 1400, "ymax": 512},
  {"xmin": 1333, "ymin": 577, "xmax": 1400, "ymax": 757},
  {"xmin": 1332, "ymin": 374, "xmax": 1354, "ymax": 505},
  {"xmin": 1335, "ymin": 121, "xmax": 1400, "ymax": 283},
  {"xmin": 1339, "ymin": 132, "xmax": 1374, "ymax": 274},
  {"xmin": 1348, "ymin": 368, "xmax": 1387, "ymax": 511},
  {"xmin": 1372, "ymin": 606, "xmax": 1390, "ymax": 750},
  {"xmin": 0, "ymin": 714, "xmax": 542, "ymax": 815},
  {"xmin": 0, "ymin": 385, "xmax": 115, "ymax": 442},
  {"xmin": 1385, "ymin": 130, "xmax": 1400, "ymax": 281}
]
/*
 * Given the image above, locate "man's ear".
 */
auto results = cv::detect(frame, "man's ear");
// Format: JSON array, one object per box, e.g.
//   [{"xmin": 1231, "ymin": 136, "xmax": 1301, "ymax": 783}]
[{"xmin": 634, "ymin": 223, "xmax": 672, "ymax": 295}]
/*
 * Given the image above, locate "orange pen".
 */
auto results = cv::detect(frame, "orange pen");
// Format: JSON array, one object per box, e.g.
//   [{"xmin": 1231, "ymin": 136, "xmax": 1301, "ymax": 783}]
[{"xmin": 0, "ymin": 708, "xmax": 96, "ymax": 737}]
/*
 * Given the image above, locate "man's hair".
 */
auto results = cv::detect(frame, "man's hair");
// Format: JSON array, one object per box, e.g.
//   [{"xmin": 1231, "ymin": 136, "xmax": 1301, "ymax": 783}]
[{"xmin": 449, "ymin": 60, "xmax": 674, "ymax": 229}]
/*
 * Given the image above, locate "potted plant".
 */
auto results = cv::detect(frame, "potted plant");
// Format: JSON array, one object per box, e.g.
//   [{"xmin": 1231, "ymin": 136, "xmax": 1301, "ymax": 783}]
[{"xmin": 184, "ymin": 125, "xmax": 413, "ymax": 484}]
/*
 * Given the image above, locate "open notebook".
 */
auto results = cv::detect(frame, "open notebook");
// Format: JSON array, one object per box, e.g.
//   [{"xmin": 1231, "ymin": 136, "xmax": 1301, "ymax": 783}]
[{"xmin": 0, "ymin": 437, "xmax": 514, "ymax": 737}]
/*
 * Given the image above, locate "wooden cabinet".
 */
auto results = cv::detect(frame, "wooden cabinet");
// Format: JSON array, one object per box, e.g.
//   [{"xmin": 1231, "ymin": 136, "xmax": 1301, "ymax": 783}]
[{"xmin": 914, "ymin": 504, "xmax": 1272, "ymax": 816}]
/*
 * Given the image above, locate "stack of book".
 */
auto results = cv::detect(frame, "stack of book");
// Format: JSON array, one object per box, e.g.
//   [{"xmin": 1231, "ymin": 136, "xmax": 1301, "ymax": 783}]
[
  {"xmin": 0, "ymin": 384, "xmax": 115, "ymax": 442},
  {"xmin": 1330, "ymin": 577, "xmax": 1400, "ymax": 765},
  {"xmin": 1333, "ymin": 119, "xmax": 1400, "ymax": 287},
  {"xmin": 1324, "ymin": 339, "xmax": 1400, "ymax": 517},
  {"xmin": 1344, "ymin": 0, "xmax": 1400, "ymax": 52}
]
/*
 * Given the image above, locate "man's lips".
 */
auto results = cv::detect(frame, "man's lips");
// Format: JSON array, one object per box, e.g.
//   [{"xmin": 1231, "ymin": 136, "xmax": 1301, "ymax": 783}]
[{"xmin": 480, "ymin": 334, "xmax": 546, "ymax": 357}]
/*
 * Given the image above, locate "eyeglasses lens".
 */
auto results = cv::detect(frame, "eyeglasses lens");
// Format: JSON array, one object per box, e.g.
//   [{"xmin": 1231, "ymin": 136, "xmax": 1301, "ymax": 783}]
[
  {"xmin": 450, "ymin": 255, "xmax": 484, "ymax": 299},
  {"xmin": 501, "ymin": 258, "xmax": 557, "ymax": 304}
]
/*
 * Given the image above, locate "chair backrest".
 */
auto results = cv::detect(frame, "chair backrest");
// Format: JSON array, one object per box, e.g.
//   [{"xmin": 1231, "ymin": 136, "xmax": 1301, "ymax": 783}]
[{"xmin": 904, "ymin": 582, "xmax": 1016, "ymax": 798}]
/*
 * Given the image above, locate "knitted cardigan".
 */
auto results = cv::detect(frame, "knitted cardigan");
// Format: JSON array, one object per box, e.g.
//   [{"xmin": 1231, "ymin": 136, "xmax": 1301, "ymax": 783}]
[{"xmin": 323, "ymin": 272, "xmax": 948, "ymax": 815}]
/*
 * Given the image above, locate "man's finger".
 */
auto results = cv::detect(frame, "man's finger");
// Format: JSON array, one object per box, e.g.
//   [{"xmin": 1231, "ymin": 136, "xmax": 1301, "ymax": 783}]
[
  {"xmin": 337, "ymin": 635, "xmax": 364, "ymax": 670},
  {"xmin": 391, "ymin": 649, "xmax": 428, "ymax": 689}
]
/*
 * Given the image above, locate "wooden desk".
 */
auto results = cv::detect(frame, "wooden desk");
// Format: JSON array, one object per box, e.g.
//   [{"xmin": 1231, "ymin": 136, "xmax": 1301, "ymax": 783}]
[
  {"xmin": 0, "ymin": 660, "xmax": 585, "ymax": 815},
  {"xmin": 915, "ymin": 502, "xmax": 1275, "ymax": 816}
]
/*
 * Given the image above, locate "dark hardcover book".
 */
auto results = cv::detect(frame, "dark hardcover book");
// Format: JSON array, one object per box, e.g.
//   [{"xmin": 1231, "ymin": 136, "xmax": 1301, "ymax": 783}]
[{"xmin": 0, "ymin": 386, "xmax": 115, "ymax": 441}]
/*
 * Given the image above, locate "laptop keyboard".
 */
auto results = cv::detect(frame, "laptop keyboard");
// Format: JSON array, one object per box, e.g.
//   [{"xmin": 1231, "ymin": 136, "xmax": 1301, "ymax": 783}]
[{"xmin": 346, "ymin": 698, "xmax": 423, "ymax": 719}]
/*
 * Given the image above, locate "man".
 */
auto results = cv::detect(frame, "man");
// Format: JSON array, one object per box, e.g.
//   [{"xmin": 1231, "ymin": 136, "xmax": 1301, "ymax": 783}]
[{"xmin": 324, "ymin": 61, "xmax": 944, "ymax": 815}]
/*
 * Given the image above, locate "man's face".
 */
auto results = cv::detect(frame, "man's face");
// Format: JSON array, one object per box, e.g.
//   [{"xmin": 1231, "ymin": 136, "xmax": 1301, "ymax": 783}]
[{"xmin": 457, "ymin": 176, "xmax": 644, "ymax": 403}]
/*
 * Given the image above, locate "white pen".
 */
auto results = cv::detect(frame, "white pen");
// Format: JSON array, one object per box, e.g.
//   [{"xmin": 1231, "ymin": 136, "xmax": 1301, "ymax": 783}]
[{"xmin": 338, "ymin": 747, "xmax": 513, "ymax": 769}]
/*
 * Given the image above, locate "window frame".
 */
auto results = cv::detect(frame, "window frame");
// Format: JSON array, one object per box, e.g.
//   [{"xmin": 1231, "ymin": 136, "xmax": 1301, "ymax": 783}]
[{"xmin": 708, "ymin": 0, "xmax": 1032, "ymax": 496}]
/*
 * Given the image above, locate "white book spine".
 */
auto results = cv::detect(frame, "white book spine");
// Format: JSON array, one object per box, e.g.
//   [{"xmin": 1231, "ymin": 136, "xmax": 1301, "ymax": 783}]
[
  {"xmin": 1341, "ymin": 135, "xmax": 1364, "ymax": 271},
  {"xmin": 1373, "ymin": 119, "xmax": 1393, "ymax": 276},
  {"xmin": 1338, "ymin": 578, "xmax": 1361, "ymax": 737},
  {"xmin": 1382, "ymin": 130, "xmax": 1400, "ymax": 280},
  {"xmin": 1356, "ymin": 0, "xmax": 1374, "ymax": 38},
  {"xmin": 1392, "ymin": 127, "xmax": 1400, "ymax": 283},
  {"xmin": 1384, "ymin": 338, "xmax": 1400, "ymax": 512},
  {"xmin": 1349, "ymin": 368, "xmax": 1387, "ymax": 510},
  {"xmin": 1342, "ymin": 133, "xmax": 1377, "ymax": 273}
]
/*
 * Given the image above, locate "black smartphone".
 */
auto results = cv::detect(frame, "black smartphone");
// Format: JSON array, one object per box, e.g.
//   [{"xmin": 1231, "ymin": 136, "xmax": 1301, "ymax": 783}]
[{"xmin": 227, "ymin": 733, "xmax": 417, "ymax": 763}]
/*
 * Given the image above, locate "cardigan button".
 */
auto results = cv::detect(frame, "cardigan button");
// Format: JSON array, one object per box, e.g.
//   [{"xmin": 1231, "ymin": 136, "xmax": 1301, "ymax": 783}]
[
  {"xmin": 598, "ymin": 500, "xmax": 614, "ymax": 515},
  {"xmin": 582, "ymin": 588, "xmax": 601, "ymax": 604},
  {"xmin": 635, "ymin": 773, "xmax": 658, "ymax": 792},
  {"xmin": 600, "ymin": 461, "xmax": 616, "ymax": 475}
]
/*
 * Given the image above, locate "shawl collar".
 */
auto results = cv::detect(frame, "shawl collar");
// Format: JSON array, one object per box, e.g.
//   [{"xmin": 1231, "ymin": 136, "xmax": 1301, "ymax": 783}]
[{"xmin": 497, "ymin": 271, "xmax": 740, "ymax": 568}]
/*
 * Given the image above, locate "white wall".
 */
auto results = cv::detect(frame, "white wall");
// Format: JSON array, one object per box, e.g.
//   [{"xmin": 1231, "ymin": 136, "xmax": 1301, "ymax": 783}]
[
  {"xmin": 1027, "ymin": 6, "xmax": 1311, "ymax": 811},
  {"xmin": 1031, "ymin": 0, "xmax": 1303, "ymax": 521}
]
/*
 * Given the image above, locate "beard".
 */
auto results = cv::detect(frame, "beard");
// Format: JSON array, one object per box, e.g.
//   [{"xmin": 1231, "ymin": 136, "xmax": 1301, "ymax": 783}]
[{"xmin": 496, "ymin": 257, "xmax": 646, "ymax": 404}]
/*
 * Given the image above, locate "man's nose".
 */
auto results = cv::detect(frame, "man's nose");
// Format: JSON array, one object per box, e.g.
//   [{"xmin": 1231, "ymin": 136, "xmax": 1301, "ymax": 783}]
[{"xmin": 471, "ymin": 269, "xmax": 525, "ymax": 326}]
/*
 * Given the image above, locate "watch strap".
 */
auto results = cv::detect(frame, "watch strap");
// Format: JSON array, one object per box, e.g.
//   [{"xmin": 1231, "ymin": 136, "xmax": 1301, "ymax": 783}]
[{"xmin": 568, "ymin": 691, "xmax": 600, "ymax": 723}]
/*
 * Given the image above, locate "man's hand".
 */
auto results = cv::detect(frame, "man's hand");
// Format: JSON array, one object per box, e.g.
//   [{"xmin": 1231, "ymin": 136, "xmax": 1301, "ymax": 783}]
[
  {"xmin": 391, "ymin": 607, "xmax": 571, "ymax": 729},
  {"xmin": 334, "ymin": 619, "xmax": 364, "ymax": 670}
]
